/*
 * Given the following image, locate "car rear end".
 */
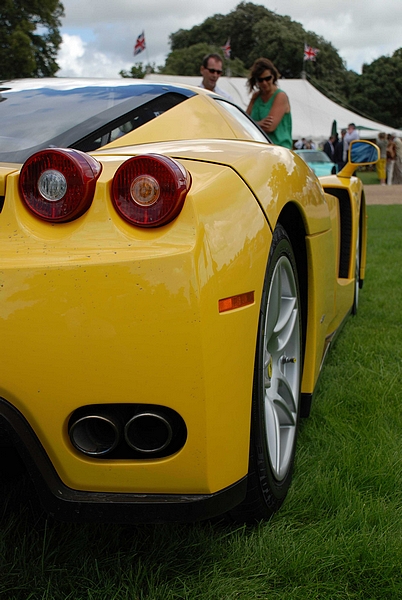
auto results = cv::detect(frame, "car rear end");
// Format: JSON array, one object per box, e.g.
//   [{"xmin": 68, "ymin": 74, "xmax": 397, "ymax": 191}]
[{"xmin": 0, "ymin": 141, "xmax": 271, "ymax": 522}]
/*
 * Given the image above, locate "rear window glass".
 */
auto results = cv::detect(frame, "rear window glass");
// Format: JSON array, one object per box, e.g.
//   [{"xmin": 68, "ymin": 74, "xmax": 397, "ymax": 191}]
[
  {"xmin": 0, "ymin": 84, "xmax": 191, "ymax": 162},
  {"xmin": 215, "ymin": 99, "xmax": 270, "ymax": 143}
]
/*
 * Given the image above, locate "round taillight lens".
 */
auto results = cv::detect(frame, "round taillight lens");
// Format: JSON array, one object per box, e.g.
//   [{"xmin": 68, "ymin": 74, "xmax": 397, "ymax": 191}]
[
  {"xmin": 19, "ymin": 148, "xmax": 102, "ymax": 222},
  {"xmin": 111, "ymin": 154, "xmax": 191, "ymax": 227}
]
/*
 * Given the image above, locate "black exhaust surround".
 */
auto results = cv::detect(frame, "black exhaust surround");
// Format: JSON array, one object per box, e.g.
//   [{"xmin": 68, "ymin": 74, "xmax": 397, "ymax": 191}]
[{"xmin": 68, "ymin": 404, "xmax": 187, "ymax": 459}]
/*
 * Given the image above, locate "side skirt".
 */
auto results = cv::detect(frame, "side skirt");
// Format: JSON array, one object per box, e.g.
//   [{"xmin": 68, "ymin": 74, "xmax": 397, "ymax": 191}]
[{"xmin": 300, "ymin": 307, "xmax": 352, "ymax": 418}]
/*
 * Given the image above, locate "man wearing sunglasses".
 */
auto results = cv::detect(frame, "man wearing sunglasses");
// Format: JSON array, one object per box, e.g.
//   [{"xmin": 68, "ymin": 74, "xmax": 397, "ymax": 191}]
[{"xmin": 200, "ymin": 53, "xmax": 234, "ymax": 101}]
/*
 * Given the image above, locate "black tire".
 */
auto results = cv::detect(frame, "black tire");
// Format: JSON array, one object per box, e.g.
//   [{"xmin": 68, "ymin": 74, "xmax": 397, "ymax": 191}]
[
  {"xmin": 232, "ymin": 224, "xmax": 302, "ymax": 522},
  {"xmin": 0, "ymin": 447, "xmax": 25, "ymax": 482},
  {"xmin": 352, "ymin": 226, "xmax": 361, "ymax": 315}
]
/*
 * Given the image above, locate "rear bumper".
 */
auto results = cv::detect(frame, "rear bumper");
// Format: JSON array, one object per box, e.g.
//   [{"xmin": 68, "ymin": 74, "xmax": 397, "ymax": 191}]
[{"xmin": 0, "ymin": 398, "xmax": 247, "ymax": 523}]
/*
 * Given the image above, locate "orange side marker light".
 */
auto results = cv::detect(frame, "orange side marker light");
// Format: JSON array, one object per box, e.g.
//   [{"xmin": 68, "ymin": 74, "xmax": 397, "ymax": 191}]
[{"xmin": 219, "ymin": 291, "xmax": 255, "ymax": 313}]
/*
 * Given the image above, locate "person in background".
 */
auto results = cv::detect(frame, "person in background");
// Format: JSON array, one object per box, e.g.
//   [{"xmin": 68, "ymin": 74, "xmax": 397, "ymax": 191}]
[
  {"xmin": 246, "ymin": 57, "xmax": 292, "ymax": 149},
  {"xmin": 342, "ymin": 123, "xmax": 359, "ymax": 163},
  {"xmin": 386, "ymin": 133, "xmax": 397, "ymax": 185},
  {"xmin": 376, "ymin": 132, "xmax": 387, "ymax": 185},
  {"xmin": 199, "ymin": 53, "xmax": 234, "ymax": 101},
  {"xmin": 392, "ymin": 135, "xmax": 402, "ymax": 184},
  {"xmin": 334, "ymin": 129, "xmax": 347, "ymax": 172},
  {"xmin": 323, "ymin": 135, "xmax": 337, "ymax": 162},
  {"xmin": 294, "ymin": 137, "xmax": 306, "ymax": 149}
]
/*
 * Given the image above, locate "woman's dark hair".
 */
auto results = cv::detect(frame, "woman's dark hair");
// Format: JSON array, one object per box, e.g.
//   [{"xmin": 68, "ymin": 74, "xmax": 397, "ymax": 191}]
[{"xmin": 247, "ymin": 58, "xmax": 280, "ymax": 93}]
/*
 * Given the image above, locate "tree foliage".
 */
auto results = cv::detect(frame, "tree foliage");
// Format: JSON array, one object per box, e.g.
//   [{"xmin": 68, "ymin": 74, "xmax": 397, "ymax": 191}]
[
  {"xmin": 347, "ymin": 50, "xmax": 402, "ymax": 128},
  {"xmin": 162, "ymin": 43, "xmax": 215, "ymax": 76},
  {"xmin": 158, "ymin": 42, "xmax": 246, "ymax": 77},
  {"xmin": 166, "ymin": 3, "xmax": 347, "ymax": 81},
  {"xmin": 0, "ymin": 0, "xmax": 64, "ymax": 79},
  {"xmin": 120, "ymin": 63, "xmax": 157, "ymax": 79}
]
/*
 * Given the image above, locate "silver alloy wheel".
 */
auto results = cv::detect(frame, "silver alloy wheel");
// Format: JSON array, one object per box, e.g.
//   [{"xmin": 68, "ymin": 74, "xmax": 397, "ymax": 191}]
[{"xmin": 263, "ymin": 255, "xmax": 301, "ymax": 481}]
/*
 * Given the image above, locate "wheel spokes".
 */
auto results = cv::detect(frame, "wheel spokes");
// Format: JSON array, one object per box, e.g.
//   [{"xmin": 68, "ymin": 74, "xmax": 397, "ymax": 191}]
[
  {"xmin": 262, "ymin": 255, "xmax": 301, "ymax": 480},
  {"xmin": 264, "ymin": 366, "xmax": 298, "ymax": 477}
]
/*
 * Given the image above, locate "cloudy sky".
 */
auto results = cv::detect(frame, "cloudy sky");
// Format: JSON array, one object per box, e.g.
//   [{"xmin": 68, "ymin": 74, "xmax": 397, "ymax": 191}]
[{"xmin": 57, "ymin": 0, "xmax": 402, "ymax": 78}]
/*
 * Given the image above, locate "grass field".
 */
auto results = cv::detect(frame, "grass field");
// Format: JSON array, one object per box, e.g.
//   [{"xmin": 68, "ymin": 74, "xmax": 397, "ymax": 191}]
[
  {"xmin": 1, "ymin": 205, "xmax": 402, "ymax": 599},
  {"xmin": 356, "ymin": 169, "xmax": 381, "ymax": 185}
]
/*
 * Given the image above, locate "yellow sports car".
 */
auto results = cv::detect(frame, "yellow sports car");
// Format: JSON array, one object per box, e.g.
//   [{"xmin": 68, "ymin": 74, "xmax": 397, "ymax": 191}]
[{"xmin": 0, "ymin": 79, "xmax": 378, "ymax": 523}]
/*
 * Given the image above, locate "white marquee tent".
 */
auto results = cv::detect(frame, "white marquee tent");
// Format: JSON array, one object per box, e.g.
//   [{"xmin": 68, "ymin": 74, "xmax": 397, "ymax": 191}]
[{"xmin": 146, "ymin": 74, "xmax": 402, "ymax": 144}]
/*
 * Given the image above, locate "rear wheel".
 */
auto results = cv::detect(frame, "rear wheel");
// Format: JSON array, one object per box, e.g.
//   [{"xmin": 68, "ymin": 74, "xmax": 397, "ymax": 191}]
[
  {"xmin": 232, "ymin": 224, "xmax": 302, "ymax": 522},
  {"xmin": 352, "ymin": 226, "xmax": 361, "ymax": 315}
]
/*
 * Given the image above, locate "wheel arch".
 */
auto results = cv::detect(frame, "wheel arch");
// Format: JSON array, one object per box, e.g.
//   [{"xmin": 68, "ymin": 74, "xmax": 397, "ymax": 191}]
[
  {"xmin": 277, "ymin": 203, "xmax": 309, "ymax": 416},
  {"xmin": 359, "ymin": 190, "xmax": 367, "ymax": 287}
]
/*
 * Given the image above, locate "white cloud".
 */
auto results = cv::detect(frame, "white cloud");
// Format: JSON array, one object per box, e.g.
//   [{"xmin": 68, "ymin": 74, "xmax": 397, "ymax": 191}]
[
  {"xmin": 57, "ymin": 34, "xmax": 86, "ymax": 76},
  {"xmin": 58, "ymin": 33, "xmax": 134, "ymax": 78}
]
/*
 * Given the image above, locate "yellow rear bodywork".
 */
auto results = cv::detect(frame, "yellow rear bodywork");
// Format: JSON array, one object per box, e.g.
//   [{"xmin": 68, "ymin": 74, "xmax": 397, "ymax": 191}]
[
  {"xmin": 1, "ymin": 157, "xmax": 271, "ymax": 494},
  {"xmin": 0, "ymin": 88, "xmax": 368, "ymax": 511}
]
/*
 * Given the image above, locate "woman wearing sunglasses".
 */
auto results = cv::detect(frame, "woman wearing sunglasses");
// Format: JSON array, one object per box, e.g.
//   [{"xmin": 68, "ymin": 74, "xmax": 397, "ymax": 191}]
[{"xmin": 246, "ymin": 57, "xmax": 292, "ymax": 149}]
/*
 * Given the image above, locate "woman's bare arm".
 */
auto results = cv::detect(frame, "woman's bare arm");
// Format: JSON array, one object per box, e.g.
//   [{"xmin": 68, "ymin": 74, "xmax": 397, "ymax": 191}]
[{"xmin": 258, "ymin": 91, "xmax": 289, "ymax": 133}]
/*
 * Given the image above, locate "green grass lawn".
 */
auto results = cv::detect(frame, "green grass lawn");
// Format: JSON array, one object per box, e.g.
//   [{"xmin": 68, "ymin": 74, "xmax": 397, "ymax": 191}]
[
  {"xmin": 356, "ymin": 169, "xmax": 380, "ymax": 185},
  {"xmin": 2, "ymin": 206, "xmax": 402, "ymax": 599}
]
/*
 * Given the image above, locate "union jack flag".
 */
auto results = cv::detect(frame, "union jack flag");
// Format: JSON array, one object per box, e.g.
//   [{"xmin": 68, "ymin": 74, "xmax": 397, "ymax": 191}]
[
  {"xmin": 304, "ymin": 43, "xmax": 319, "ymax": 61},
  {"xmin": 222, "ymin": 38, "xmax": 231, "ymax": 59},
  {"xmin": 134, "ymin": 32, "xmax": 146, "ymax": 56}
]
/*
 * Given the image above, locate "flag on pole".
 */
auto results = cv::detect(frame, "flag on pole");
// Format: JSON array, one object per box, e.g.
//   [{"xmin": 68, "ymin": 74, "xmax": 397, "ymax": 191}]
[
  {"xmin": 222, "ymin": 38, "xmax": 231, "ymax": 59},
  {"xmin": 303, "ymin": 43, "xmax": 319, "ymax": 61},
  {"xmin": 134, "ymin": 32, "xmax": 146, "ymax": 56}
]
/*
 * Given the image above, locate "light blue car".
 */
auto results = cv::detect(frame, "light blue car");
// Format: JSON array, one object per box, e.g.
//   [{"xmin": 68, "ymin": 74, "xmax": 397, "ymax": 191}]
[{"xmin": 295, "ymin": 149, "xmax": 337, "ymax": 176}]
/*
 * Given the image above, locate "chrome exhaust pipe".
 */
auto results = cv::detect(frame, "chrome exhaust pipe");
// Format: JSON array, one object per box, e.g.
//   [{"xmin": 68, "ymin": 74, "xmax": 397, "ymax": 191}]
[
  {"xmin": 69, "ymin": 413, "xmax": 121, "ymax": 457},
  {"xmin": 124, "ymin": 411, "xmax": 173, "ymax": 454}
]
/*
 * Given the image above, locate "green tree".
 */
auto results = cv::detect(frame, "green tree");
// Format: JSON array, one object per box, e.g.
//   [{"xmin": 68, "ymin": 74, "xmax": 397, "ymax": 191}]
[
  {"xmin": 248, "ymin": 16, "xmax": 343, "ymax": 81},
  {"xmin": 120, "ymin": 63, "xmax": 156, "ymax": 79},
  {"xmin": 166, "ymin": 1, "xmax": 347, "ymax": 86},
  {"xmin": 170, "ymin": 15, "xmax": 229, "ymax": 52},
  {"xmin": 0, "ymin": 0, "xmax": 64, "ymax": 79},
  {"xmin": 347, "ymin": 50, "xmax": 402, "ymax": 128},
  {"xmin": 160, "ymin": 42, "xmax": 247, "ymax": 77},
  {"xmin": 160, "ymin": 42, "xmax": 236, "ymax": 76}
]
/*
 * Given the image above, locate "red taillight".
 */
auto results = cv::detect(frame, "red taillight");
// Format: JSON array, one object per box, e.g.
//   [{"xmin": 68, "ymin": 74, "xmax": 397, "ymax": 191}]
[
  {"xmin": 111, "ymin": 154, "xmax": 191, "ymax": 227},
  {"xmin": 19, "ymin": 148, "xmax": 102, "ymax": 222}
]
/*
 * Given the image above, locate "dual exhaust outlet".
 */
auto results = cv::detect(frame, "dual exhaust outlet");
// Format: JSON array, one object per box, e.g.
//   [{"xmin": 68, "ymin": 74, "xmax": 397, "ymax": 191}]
[{"xmin": 69, "ymin": 405, "xmax": 185, "ymax": 458}]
